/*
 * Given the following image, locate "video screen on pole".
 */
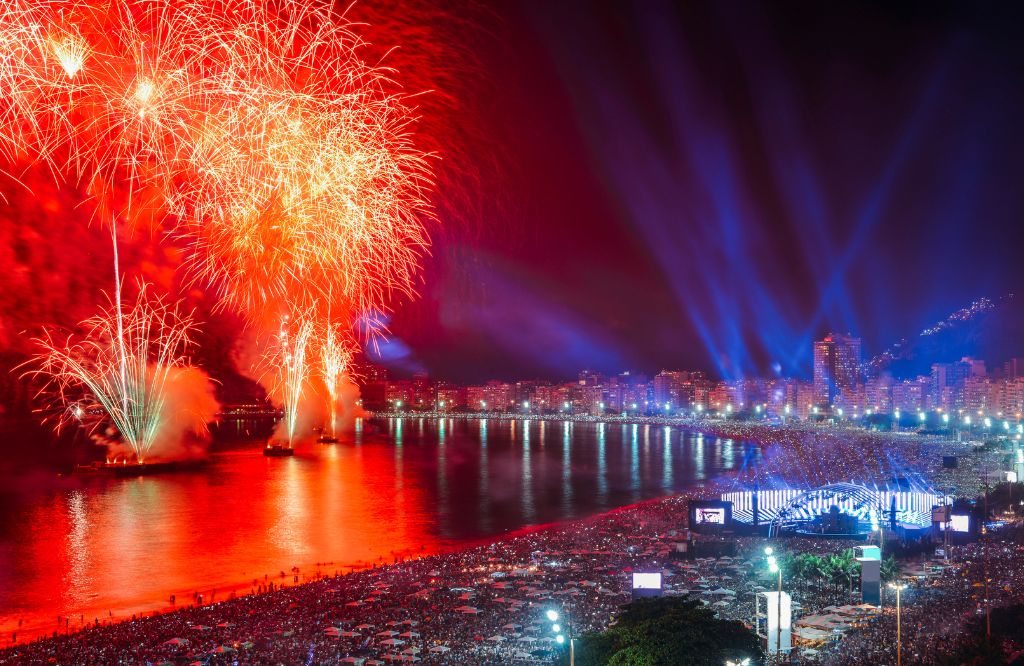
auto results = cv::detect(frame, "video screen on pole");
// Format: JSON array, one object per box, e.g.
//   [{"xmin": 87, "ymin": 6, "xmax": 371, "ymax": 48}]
[
  {"xmin": 632, "ymin": 572, "xmax": 662, "ymax": 590},
  {"xmin": 695, "ymin": 508, "xmax": 726, "ymax": 524},
  {"xmin": 939, "ymin": 515, "xmax": 970, "ymax": 532}
]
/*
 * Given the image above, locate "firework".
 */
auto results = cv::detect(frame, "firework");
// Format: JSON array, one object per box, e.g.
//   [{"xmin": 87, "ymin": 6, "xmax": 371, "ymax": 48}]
[
  {"xmin": 3, "ymin": 1, "xmax": 434, "ymax": 449},
  {"xmin": 260, "ymin": 313, "xmax": 315, "ymax": 447},
  {"xmin": 319, "ymin": 320, "xmax": 357, "ymax": 438},
  {"xmin": 0, "ymin": 0, "xmax": 435, "ymax": 325},
  {"xmin": 26, "ymin": 282, "xmax": 200, "ymax": 463}
]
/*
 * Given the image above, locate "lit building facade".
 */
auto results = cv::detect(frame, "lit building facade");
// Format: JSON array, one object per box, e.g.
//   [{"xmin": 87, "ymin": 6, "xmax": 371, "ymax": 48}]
[{"xmin": 813, "ymin": 333, "xmax": 862, "ymax": 407}]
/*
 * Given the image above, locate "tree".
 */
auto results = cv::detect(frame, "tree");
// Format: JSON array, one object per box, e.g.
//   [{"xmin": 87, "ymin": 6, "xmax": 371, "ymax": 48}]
[
  {"xmin": 574, "ymin": 596, "xmax": 764, "ymax": 666},
  {"xmin": 880, "ymin": 556, "xmax": 900, "ymax": 583}
]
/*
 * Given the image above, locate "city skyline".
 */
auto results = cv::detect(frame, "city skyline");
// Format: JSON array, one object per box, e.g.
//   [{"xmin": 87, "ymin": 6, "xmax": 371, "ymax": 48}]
[{"xmin": 359, "ymin": 336, "xmax": 1024, "ymax": 423}]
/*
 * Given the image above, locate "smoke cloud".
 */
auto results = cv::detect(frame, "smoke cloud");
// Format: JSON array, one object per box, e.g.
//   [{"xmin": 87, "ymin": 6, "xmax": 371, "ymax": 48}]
[{"xmin": 103, "ymin": 365, "xmax": 220, "ymax": 462}]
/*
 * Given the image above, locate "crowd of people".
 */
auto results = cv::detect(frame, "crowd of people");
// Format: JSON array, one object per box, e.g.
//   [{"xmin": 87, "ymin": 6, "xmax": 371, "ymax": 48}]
[{"xmin": 2, "ymin": 421, "xmax": 1019, "ymax": 664}]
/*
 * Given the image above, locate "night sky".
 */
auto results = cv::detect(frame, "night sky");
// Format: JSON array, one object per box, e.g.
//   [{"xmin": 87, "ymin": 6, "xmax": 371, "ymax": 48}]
[
  {"xmin": 371, "ymin": 0, "xmax": 1024, "ymax": 382},
  {"xmin": 1, "ymin": 1, "xmax": 1022, "ymax": 389}
]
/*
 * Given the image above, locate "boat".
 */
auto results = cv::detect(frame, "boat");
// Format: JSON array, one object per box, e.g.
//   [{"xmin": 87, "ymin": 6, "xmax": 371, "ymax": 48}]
[
  {"xmin": 73, "ymin": 460, "xmax": 196, "ymax": 476},
  {"xmin": 263, "ymin": 442, "xmax": 295, "ymax": 457},
  {"xmin": 317, "ymin": 434, "xmax": 339, "ymax": 444}
]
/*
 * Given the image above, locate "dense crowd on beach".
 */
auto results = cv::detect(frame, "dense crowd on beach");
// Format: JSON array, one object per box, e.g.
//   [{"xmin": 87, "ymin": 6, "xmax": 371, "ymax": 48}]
[{"xmin": 2, "ymin": 421, "xmax": 1020, "ymax": 665}]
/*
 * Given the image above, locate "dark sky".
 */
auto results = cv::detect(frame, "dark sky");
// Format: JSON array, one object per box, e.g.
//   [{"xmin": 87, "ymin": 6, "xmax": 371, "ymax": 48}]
[{"xmin": 368, "ymin": 0, "xmax": 1024, "ymax": 382}]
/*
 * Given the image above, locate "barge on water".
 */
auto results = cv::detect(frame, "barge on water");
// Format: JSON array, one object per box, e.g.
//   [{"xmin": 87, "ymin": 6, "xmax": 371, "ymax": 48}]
[
  {"xmin": 73, "ymin": 460, "xmax": 199, "ymax": 476},
  {"xmin": 263, "ymin": 441, "xmax": 295, "ymax": 457}
]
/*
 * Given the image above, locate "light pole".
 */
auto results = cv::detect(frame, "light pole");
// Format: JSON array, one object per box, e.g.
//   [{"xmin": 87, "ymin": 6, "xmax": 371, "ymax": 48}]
[
  {"xmin": 888, "ymin": 582, "xmax": 906, "ymax": 666},
  {"xmin": 765, "ymin": 547, "xmax": 783, "ymax": 658},
  {"xmin": 547, "ymin": 608, "xmax": 573, "ymax": 666}
]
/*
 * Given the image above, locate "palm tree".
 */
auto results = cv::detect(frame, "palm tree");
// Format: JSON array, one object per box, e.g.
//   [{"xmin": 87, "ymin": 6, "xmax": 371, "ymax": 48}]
[{"xmin": 881, "ymin": 555, "xmax": 900, "ymax": 583}]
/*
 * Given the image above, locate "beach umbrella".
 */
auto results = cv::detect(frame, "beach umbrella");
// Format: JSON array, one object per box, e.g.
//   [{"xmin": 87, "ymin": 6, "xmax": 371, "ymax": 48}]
[{"xmin": 162, "ymin": 638, "xmax": 188, "ymax": 646}]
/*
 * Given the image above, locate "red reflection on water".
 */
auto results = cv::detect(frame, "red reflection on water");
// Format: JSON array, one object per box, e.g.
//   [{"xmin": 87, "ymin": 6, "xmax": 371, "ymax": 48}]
[{"xmin": 0, "ymin": 437, "xmax": 440, "ymax": 641}]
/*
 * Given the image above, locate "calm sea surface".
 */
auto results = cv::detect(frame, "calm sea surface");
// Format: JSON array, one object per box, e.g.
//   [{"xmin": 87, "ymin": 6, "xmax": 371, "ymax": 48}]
[{"xmin": 0, "ymin": 417, "xmax": 758, "ymax": 635}]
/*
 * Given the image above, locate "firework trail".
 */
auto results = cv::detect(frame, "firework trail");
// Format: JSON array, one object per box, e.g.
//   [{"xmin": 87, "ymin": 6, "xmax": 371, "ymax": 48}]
[
  {"xmin": 319, "ymin": 320, "xmax": 356, "ymax": 438},
  {"xmin": 261, "ymin": 314, "xmax": 315, "ymax": 448},
  {"xmin": 26, "ymin": 282, "xmax": 209, "ymax": 462}
]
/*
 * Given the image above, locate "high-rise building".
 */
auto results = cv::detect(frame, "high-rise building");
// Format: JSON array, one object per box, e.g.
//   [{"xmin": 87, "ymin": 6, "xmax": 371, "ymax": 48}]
[
  {"xmin": 865, "ymin": 375, "xmax": 894, "ymax": 413},
  {"xmin": 930, "ymin": 361, "xmax": 971, "ymax": 411},
  {"xmin": 1004, "ymin": 358, "xmax": 1024, "ymax": 379},
  {"xmin": 813, "ymin": 333, "xmax": 862, "ymax": 407}
]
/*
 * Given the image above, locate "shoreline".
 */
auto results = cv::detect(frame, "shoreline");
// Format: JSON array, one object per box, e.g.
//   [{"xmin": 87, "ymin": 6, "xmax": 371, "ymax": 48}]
[
  {"xmin": 368, "ymin": 410, "xmax": 936, "ymax": 444},
  {"xmin": 1, "ymin": 424, "xmax": 1015, "ymax": 664},
  {"xmin": 0, "ymin": 483, "xmax": 720, "ymax": 648},
  {"xmin": 0, "ymin": 418, "xmax": 991, "ymax": 654}
]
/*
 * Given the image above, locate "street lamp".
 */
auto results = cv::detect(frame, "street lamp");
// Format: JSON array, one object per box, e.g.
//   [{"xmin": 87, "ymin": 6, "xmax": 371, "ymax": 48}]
[
  {"xmin": 726, "ymin": 660, "xmax": 751, "ymax": 666},
  {"xmin": 546, "ymin": 609, "xmax": 573, "ymax": 665},
  {"xmin": 765, "ymin": 547, "xmax": 783, "ymax": 656},
  {"xmin": 889, "ymin": 582, "xmax": 907, "ymax": 666}
]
